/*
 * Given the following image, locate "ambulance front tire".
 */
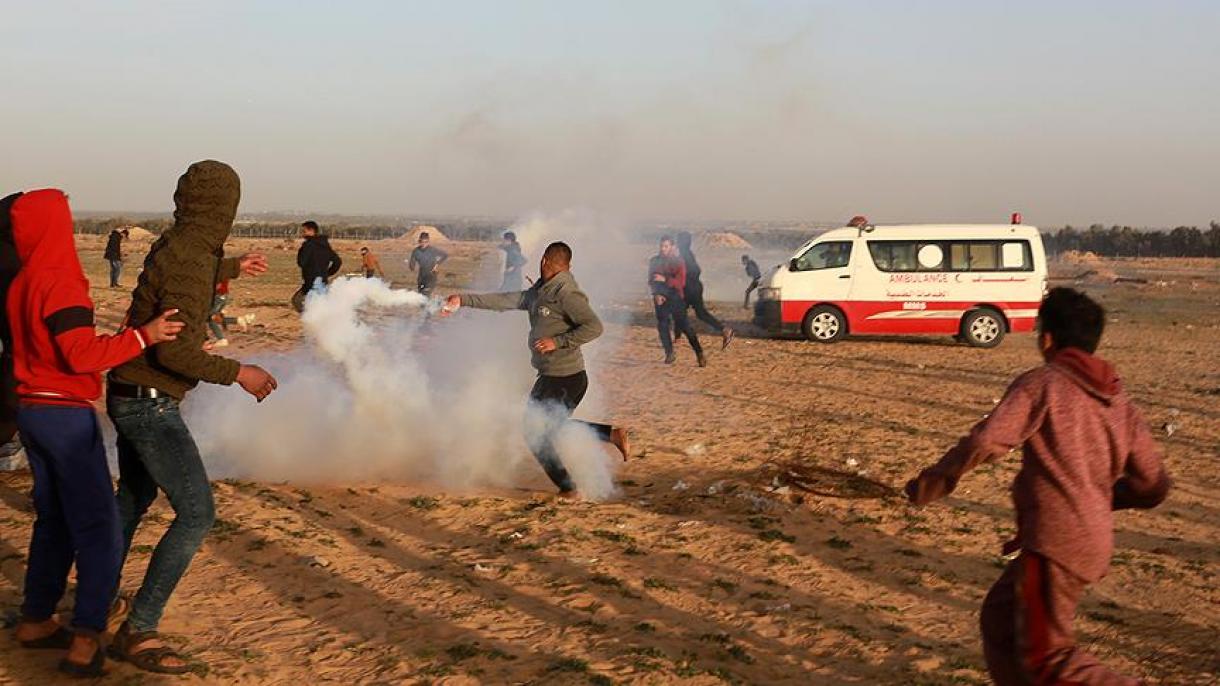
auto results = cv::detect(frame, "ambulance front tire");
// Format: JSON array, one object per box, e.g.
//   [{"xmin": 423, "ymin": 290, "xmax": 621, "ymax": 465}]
[
  {"xmin": 803, "ymin": 305, "xmax": 847, "ymax": 344},
  {"xmin": 961, "ymin": 308, "xmax": 1006, "ymax": 348}
]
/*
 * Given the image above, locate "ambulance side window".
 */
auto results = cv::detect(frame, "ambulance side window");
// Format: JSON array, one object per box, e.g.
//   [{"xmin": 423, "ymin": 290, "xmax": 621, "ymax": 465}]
[
  {"xmin": 946, "ymin": 240, "xmax": 1033, "ymax": 271},
  {"xmin": 793, "ymin": 241, "xmax": 853, "ymax": 271},
  {"xmin": 867, "ymin": 241, "xmax": 944, "ymax": 272}
]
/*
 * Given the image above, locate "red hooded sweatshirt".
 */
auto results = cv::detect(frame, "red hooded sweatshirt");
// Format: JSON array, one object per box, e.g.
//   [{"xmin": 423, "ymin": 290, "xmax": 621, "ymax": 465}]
[
  {"xmin": 6, "ymin": 190, "xmax": 148, "ymax": 407},
  {"xmin": 907, "ymin": 347, "xmax": 1170, "ymax": 583}
]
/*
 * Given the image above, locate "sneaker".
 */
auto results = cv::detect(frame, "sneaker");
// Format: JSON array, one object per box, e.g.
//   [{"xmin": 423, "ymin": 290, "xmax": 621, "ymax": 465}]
[
  {"xmin": 609, "ymin": 427, "xmax": 631, "ymax": 461},
  {"xmin": 211, "ymin": 338, "xmax": 230, "ymax": 348},
  {"xmin": 240, "ymin": 313, "xmax": 256, "ymax": 332},
  {"xmin": 721, "ymin": 327, "xmax": 735, "ymax": 351},
  {"xmin": 555, "ymin": 489, "xmax": 580, "ymax": 501},
  {"xmin": 664, "ymin": 352, "xmax": 676, "ymax": 364}
]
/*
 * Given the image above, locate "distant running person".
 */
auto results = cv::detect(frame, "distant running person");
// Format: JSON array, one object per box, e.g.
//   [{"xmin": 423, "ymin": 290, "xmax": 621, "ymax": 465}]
[
  {"xmin": 294, "ymin": 220, "xmax": 341, "ymax": 312},
  {"xmin": 360, "ymin": 247, "xmax": 385, "ymax": 279},
  {"xmin": 675, "ymin": 232, "xmax": 733, "ymax": 350},
  {"xmin": 499, "ymin": 231, "xmax": 527, "ymax": 291},
  {"xmin": 649, "ymin": 235, "xmax": 705, "ymax": 367},
  {"xmin": 408, "ymin": 231, "xmax": 448, "ymax": 296},
  {"xmin": 104, "ymin": 228, "xmax": 129, "ymax": 288},
  {"xmin": 741, "ymin": 255, "xmax": 762, "ymax": 308},
  {"xmin": 444, "ymin": 242, "xmax": 629, "ymax": 498}
]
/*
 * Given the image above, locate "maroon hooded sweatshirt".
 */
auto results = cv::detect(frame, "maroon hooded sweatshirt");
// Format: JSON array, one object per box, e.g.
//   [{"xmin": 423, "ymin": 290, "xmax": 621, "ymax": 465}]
[
  {"xmin": 907, "ymin": 348, "xmax": 1170, "ymax": 583},
  {"xmin": 6, "ymin": 190, "xmax": 148, "ymax": 407}
]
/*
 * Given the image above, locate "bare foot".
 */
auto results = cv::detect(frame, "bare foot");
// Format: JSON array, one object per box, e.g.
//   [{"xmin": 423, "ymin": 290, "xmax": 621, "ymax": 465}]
[{"xmin": 610, "ymin": 427, "xmax": 630, "ymax": 461}]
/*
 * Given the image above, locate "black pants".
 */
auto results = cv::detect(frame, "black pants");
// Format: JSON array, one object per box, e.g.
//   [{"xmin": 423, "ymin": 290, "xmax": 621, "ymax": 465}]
[
  {"xmin": 528, "ymin": 372, "xmax": 613, "ymax": 492},
  {"xmin": 417, "ymin": 272, "xmax": 438, "ymax": 296},
  {"xmin": 682, "ymin": 283, "xmax": 724, "ymax": 332},
  {"xmin": 744, "ymin": 278, "xmax": 760, "ymax": 307},
  {"xmin": 655, "ymin": 296, "xmax": 703, "ymax": 357}
]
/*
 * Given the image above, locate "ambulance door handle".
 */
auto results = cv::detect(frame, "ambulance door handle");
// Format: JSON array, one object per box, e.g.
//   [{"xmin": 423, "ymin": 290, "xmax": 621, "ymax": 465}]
[{"xmin": 838, "ymin": 275, "xmax": 850, "ymax": 279}]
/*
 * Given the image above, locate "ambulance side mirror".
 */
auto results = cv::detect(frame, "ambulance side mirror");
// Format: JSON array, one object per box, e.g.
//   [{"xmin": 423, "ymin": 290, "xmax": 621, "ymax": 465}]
[{"xmin": 789, "ymin": 258, "xmax": 799, "ymax": 272}]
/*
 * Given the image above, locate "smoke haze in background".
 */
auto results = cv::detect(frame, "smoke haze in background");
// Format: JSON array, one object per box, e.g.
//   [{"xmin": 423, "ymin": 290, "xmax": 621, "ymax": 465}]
[{"xmin": 186, "ymin": 277, "xmax": 619, "ymax": 500}]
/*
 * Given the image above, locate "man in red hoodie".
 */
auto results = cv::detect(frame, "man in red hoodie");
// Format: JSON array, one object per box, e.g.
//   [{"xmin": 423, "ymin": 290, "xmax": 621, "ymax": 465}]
[
  {"xmin": 5, "ymin": 190, "xmax": 181, "ymax": 678},
  {"xmin": 648, "ymin": 235, "xmax": 705, "ymax": 367},
  {"xmin": 905, "ymin": 287, "xmax": 1170, "ymax": 686}
]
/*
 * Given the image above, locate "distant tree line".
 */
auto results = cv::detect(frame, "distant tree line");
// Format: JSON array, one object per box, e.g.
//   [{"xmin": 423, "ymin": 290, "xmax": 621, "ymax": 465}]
[
  {"xmin": 72, "ymin": 216, "xmax": 1220, "ymax": 257},
  {"xmin": 1043, "ymin": 222, "xmax": 1220, "ymax": 258}
]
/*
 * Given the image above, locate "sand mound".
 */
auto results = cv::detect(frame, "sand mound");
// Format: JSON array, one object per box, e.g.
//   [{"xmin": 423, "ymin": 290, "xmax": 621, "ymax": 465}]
[
  {"xmin": 700, "ymin": 231, "xmax": 752, "ymax": 250},
  {"xmin": 1055, "ymin": 251, "xmax": 1117, "ymax": 281},
  {"xmin": 125, "ymin": 226, "xmax": 155, "ymax": 240},
  {"xmin": 376, "ymin": 225, "xmax": 449, "ymax": 250},
  {"xmin": 402, "ymin": 225, "xmax": 447, "ymax": 243}
]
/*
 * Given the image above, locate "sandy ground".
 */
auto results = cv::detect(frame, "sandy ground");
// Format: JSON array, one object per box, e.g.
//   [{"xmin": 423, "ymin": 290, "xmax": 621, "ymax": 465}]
[{"xmin": 1, "ymin": 237, "xmax": 1217, "ymax": 685}]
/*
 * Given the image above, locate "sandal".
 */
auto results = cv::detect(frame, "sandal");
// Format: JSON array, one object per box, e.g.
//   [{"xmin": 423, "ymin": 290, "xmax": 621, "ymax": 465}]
[
  {"xmin": 106, "ymin": 594, "xmax": 132, "ymax": 635},
  {"xmin": 109, "ymin": 622, "xmax": 192, "ymax": 675},
  {"xmin": 18, "ymin": 622, "xmax": 73, "ymax": 650},
  {"xmin": 58, "ymin": 629, "xmax": 107, "ymax": 679}
]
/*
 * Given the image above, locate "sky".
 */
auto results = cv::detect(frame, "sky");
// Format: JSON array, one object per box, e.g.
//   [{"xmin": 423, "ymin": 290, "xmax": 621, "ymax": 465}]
[{"xmin": 1, "ymin": 1, "xmax": 1217, "ymax": 227}]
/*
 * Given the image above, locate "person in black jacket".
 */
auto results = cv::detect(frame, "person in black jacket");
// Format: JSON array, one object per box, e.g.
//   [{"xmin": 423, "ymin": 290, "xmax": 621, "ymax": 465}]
[
  {"xmin": 742, "ymin": 254, "xmax": 762, "ymax": 308},
  {"xmin": 104, "ymin": 228, "xmax": 128, "ymax": 288},
  {"xmin": 676, "ymin": 232, "xmax": 733, "ymax": 350},
  {"xmin": 293, "ymin": 220, "xmax": 342, "ymax": 312}
]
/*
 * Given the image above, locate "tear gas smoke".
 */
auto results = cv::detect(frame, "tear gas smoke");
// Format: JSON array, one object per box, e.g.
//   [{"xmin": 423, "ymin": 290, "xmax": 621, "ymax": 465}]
[{"xmin": 186, "ymin": 277, "xmax": 620, "ymax": 500}]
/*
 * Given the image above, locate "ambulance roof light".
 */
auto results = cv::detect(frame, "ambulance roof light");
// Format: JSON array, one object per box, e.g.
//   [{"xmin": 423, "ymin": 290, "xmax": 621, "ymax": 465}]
[{"xmin": 1011, "ymin": 212, "xmax": 1023, "ymax": 225}]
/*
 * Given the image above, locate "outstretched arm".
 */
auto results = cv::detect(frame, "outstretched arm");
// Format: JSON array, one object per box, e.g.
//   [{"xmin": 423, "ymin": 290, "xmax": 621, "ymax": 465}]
[
  {"xmin": 457, "ymin": 291, "xmax": 528, "ymax": 311},
  {"xmin": 906, "ymin": 376, "xmax": 1045, "ymax": 505}
]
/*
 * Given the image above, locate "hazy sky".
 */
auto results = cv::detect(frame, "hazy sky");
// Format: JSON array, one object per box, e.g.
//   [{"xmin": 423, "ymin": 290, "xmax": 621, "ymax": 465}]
[{"xmin": 2, "ymin": 1, "xmax": 1217, "ymax": 226}]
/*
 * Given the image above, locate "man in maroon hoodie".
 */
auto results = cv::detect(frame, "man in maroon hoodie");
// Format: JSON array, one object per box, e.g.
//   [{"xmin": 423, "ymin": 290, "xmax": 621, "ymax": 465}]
[
  {"xmin": 648, "ymin": 235, "xmax": 705, "ymax": 366},
  {"xmin": 905, "ymin": 287, "xmax": 1170, "ymax": 686},
  {"xmin": 5, "ymin": 190, "xmax": 181, "ymax": 678}
]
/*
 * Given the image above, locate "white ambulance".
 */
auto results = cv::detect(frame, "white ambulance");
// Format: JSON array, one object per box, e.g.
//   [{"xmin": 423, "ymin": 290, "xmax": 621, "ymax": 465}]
[{"xmin": 753, "ymin": 217, "xmax": 1047, "ymax": 348}]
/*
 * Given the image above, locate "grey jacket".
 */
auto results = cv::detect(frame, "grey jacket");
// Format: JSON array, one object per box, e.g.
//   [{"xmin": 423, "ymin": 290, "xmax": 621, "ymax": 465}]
[{"xmin": 461, "ymin": 270, "xmax": 602, "ymax": 377}]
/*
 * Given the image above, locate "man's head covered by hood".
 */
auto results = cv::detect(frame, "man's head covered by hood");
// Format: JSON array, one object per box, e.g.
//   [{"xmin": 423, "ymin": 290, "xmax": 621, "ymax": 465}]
[{"xmin": 166, "ymin": 160, "xmax": 241, "ymax": 254}]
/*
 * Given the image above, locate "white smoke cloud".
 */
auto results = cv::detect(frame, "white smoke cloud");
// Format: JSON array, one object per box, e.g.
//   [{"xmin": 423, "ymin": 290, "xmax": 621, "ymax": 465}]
[{"xmin": 186, "ymin": 277, "xmax": 620, "ymax": 500}]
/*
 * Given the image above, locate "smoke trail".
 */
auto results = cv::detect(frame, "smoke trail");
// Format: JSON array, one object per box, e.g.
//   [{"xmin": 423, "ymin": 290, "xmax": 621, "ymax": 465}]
[{"xmin": 187, "ymin": 277, "xmax": 620, "ymax": 500}]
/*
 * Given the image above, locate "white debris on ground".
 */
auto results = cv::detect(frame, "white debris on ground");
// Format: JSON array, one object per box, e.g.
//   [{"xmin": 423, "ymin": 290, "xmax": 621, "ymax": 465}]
[
  {"xmin": 684, "ymin": 443, "xmax": 707, "ymax": 457},
  {"xmin": 1164, "ymin": 408, "xmax": 1181, "ymax": 436},
  {"xmin": 672, "ymin": 480, "xmax": 689, "ymax": 491}
]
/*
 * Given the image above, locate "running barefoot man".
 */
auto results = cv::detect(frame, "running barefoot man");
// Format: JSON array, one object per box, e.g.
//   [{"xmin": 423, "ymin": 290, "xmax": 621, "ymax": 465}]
[
  {"xmin": 106, "ymin": 161, "xmax": 278, "ymax": 675},
  {"xmin": 443, "ymin": 242, "xmax": 629, "ymax": 498}
]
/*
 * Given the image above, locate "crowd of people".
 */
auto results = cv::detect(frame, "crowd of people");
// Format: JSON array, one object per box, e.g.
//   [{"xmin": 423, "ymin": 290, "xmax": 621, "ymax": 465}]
[{"xmin": 1, "ymin": 160, "xmax": 1172, "ymax": 685}]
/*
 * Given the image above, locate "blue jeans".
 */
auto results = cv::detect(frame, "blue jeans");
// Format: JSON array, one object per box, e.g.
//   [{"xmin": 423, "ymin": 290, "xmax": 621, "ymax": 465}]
[
  {"xmin": 108, "ymin": 259, "xmax": 122, "ymax": 287},
  {"xmin": 108, "ymin": 395, "xmax": 215, "ymax": 632},
  {"xmin": 18, "ymin": 405, "xmax": 121, "ymax": 633},
  {"xmin": 208, "ymin": 294, "xmax": 229, "ymax": 340}
]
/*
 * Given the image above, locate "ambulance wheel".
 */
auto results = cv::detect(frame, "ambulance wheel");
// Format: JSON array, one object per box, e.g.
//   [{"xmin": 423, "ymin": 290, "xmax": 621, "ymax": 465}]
[
  {"xmin": 803, "ymin": 306, "xmax": 846, "ymax": 343},
  {"xmin": 961, "ymin": 308, "xmax": 1005, "ymax": 348}
]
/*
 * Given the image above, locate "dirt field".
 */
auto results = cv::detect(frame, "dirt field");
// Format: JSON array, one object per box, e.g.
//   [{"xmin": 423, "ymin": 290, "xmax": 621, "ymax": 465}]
[{"xmin": 1, "ymin": 237, "xmax": 1217, "ymax": 685}]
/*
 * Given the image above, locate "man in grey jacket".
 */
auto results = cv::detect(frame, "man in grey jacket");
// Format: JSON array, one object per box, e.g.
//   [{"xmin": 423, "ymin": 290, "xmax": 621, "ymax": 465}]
[{"xmin": 444, "ymin": 241, "xmax": 628, "ymax": 497}]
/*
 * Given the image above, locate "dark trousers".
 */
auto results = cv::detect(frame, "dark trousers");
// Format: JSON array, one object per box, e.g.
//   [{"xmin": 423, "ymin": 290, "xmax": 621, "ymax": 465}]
[
  {"xmin": 18, "ymin": 405, "xmax": 121, "ymax": 633},
  {"xmin": 501, "ymin": 269, "xmax": 523, "ymax": 292},
  {"xmin": 744, "ymin": 278, "xmax": 760, "ymax": 307},
  {"xmin": 417, "ymin": 272, "xmax": 438, "ymax": 296},
  {"xmin": 109, "ymin": 395, "xmax": 215, "ymax": 633},
  {"xmin": 527, "ymin": 372, "xmax": 613, "ymax": 492},
  {"xmin": 108, "ymin": 259, "xmax": 123, "ymax": 287},
  {"xmin": 980, "ymin": 552, "xmax": 1139, "ymax": 686},
  {"xmin": 655, "ymin": 296, "xmax": 703, "ymax": 357},
  {"xmin": 682, "ymin": 284, "xmax": 724, "ymax": 332}
]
